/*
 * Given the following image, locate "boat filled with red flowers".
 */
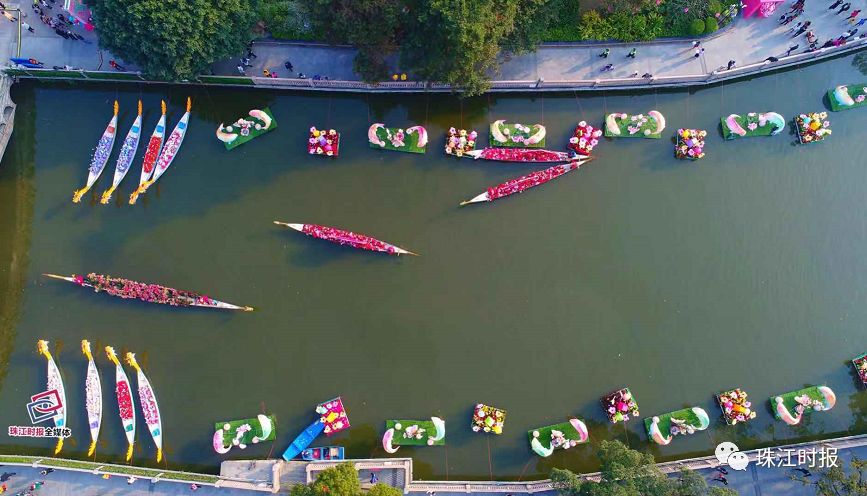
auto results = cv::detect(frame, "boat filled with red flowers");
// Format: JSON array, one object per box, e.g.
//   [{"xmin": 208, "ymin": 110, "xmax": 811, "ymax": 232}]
[
  {"xmin": 567, "ymin": 121, "xmax": 602, "ymax": 157},
  {"xmin": 444, "ymin": 127, "xmax": 477, "ymax": 157},
  {"xmin": 460, "ymin": 158, "xmax": 590, "ymax": 206},
  {"xmin": 464, "ymin": 147, "xmax": 571, "ymax": 163},
  {"xmin": 795, "ymin": 112, "xmax": 831, "ymax": 144},
  {"xmin": 43, "ymin": 273, "xmax": 253, "ymax": 311},
  {"xmin": 308, "ymin": 127, "xmax": 340, "ymax": 157},
  {"xmin": 274, "ymin": 222, "xmax": 417, "ymax": 256}
]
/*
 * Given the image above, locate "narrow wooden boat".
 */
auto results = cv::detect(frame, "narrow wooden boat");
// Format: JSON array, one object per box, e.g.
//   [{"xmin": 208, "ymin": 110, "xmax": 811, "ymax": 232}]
[
  {"xmin": 73, "ymin": 101, "xmax": 119, "ymax": 203},
  {"xmin": 81, "ymin": 340, "xmax": 102, "ymax": 457},
  {"xmin": 129, "ymin": 101, "xmax": 167, "ymax": 205},
  {"xmin": 130, "ymin": 97, "xmax": 191, "ymax": 204},
  {"xmin": 100, "ymin": 100, "xmax": 143, "ymax": 204},
  {"xmin": 460, "ymin": 158, "xmax": 591, "ymax": 206},
  {"xmin": 126, "ymin": 353, "xmax": 163, "ymax": 462},
  {"xmin": 43, "ymin": 273, "xmax": 254, "ymax": 311},
  {"xmin": 36, "ymin": 340, "xmax": 67, "ymax": 455},
  {"xmin": 464, "ymin": 147, "xmax": 573, "ymax": 163},
  {"xmin": 105, "ymin": 346, "xmax": 136, "ymax": 461},
  {"xmin": 274, "ymin": 222, "xmax": 417, "ymax": 256},
  {"xmin": 301, "ymin": 446, "xmax": 344, "ymax": 461},
  {"xmin": 281, "ymin": 419, "xmax": 325, "ymax": 461}
]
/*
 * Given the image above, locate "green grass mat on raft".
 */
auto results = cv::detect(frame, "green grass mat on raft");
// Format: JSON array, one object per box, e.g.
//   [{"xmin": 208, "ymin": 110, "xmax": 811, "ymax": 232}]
[
  {"xmin": 770, "ymin": 386, "xmax": 828, "ymax": 420},
  {"xmin": 720, "ymin": 112, "xmax": 783, "ymax": 140},
  {"xmin": 369, "ymin": 125, "xmax": 427, "ymax": 153},
  {"xmin": 489, "ymin": 122, "xmax": 546, "ymax": 148},
  {"xmin": 527, "ymin": 420, "xmax": 587, "ymax": 449},
  {"xmin": 215, "ymin": 415, "xmax": 277, "ymax": 447},
  {"xmin": 386, "ymin": 419, "xmax": 445, "ymax": 446},
  {"xmin": 643, "ymin": 407, "xmax": 706, "ymax": 440},
  {"xmin": 222, "ymin": 108, "xmax": 277, "ymax": 150},
  {"xmin": 603, "ymin": 112, "xmax": 663, "ymax": 139},
  {"xmin": 827, "ymin": 83, "xmax": 867, "ymax": 112}
]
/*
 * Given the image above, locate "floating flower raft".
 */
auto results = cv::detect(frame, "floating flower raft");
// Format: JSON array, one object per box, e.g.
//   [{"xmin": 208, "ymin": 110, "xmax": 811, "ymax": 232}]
[
  {"xmin": 460, "ymin": 159, "xmax": 590, "ymax": 206},
  {"xmin": 527, "ymin": 418, "xmax": 589, "ymax": 457},
  {"xmin": 644, "ymin": 407, "xmax": 710, "ymax": 445},
  {"xmin": 795, "ymin": 112, "xmax": 831, "ymax": 144},
  {"xmin": 213, "ymin": 414, "xmax": 276, "ymax": 454},
  {"xmin": 675, "ymin": 128, "xmax": 706, "ymax": 160},
  {"xmin": 490, "ymin": 120, "xmax": 546, "ymax": 148},
  {"xmin": 472, "ymin": 404, "xmax": 505, "ymax": 434},
  {"xmin": 216, "ymin": 108, "xmax": 276, "ymax": 150},
  {"xmin": 770, "ymin": 385, "xmax": 836, "ymax": 426},
  {"xmin": 308, "ymin": 127, "xmax": 340, "ymax": 157},
  {"xmin": 444, "ymin": 127, "xmax": 477, "ymax": 157},
  {"xmin": 717, "ymin": 388, "xmax": 757, "ymax": 425},
  {"xmin": 368, "ymin": 123, "xmax": 427, "ymax": 153},
  {"xmin": 568, "ymin": 121, "xmax": 602, "ymax": 157},
  {"xmin": 317, "ymin": 397, "xmax": 350, "ymax": 435},
  {"xmin": 382, "ymin": 417, "xmax": 446, "ymax": 453},
  {"xmin": 604, "ymin": 111, "xmax": 665, "ymax": 139},
  {"xmin": 601, "ymin": 388, "xmax": 639, "ymax": 424},
  {"xmin": 853, "ymin": 353, "xmax": 867, "ymax": 387},
  {"xmin": 828, "ymin": 83, "xmax": 867, "ymax": 111},
  {"xmin": 721, "ymin": 112, "xmax": 785, "ymax": 139},
  {"xmin": 274, "ymin": 222, "xmax": 417, "ymax": 256}
]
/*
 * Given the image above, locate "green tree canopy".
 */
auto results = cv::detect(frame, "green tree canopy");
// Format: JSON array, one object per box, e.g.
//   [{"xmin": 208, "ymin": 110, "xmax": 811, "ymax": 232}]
[
  {"xmin": 289, "ymin": 463, "xmax": 402, "ymax": 496},
  {"xmin": 85, "ymin": 0, "xmax": 256, "ymax": 80},
  {"xmin": 796, "ymin": 455, "xmax": 867, "ymax": 495}
]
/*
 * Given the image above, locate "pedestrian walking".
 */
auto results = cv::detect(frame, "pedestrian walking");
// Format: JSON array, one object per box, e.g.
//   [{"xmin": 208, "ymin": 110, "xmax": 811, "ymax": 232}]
[
  {"xmin": 846, "ymin": 28, "xmax": 858, "ymax": 38},
  {"xmin": 127, "ymin": 477, "xmax": 136, "ymax": 485},
  {"xmin": 37, "ymin": 469, "xmax": 53, "ymax": 477},
  {"xmin": 793, "ymin": 21, "xmax": 811, "ymax": 36},
  {"xmin": 22, "ymin": 21, "xmax": 34, "ymax": 32},
  {"xmin": 692, "ymin": 40, "xmax": 700, "ymax": 48},
  {"xmin": 190, "ymin": 483, "xmax": 199, "ymax": 491},
  {"xmin": 600, "ymin": 63, "xmax": 614, "ymax": 72},
  {"xmin": 298, "ymin": 72, "xmax": 306, "ymax": 79},
  {"xmin": 599, "ymin": 48, "xmax": 610, "ymax": 58},
  {"xmin": 241, "ymin": 57, "xmax": 251, "ymax": 67},
  {"xmin": 629, "ymin": 71, "xmax": 639, "ymax": 77},
  {"xmin": 794, "ymin": 467, "xmax": 812, "ymax": 477},
  {"xmin": 713, "ymin": 475, "xmax": 729, "ymax": 486},
  {"xmin": 236, "ymin": 64, "xmax": 245, "ymax": 75},
  {"xmin": 370, "ymin": 472, "xmax": 378, "ymax": 484},
  {"xmin": 642, "ymin": 72, "xmax": 653, "ymax": 78},
  {"xmin": 262, "ymin": 68, "xmax": 270, "ymax": 77},
  {"xmin": 727, "ymin": 59, "xmax": 736, "ymax": 69},
  {"xmin": 269, "ymin": 71, "xmax": 277, "ymax": 78},
  {"xmin": 694, "ymin": 47, "xmax": 704, "ymax": 57},
  {"xmin": 837, "ymin": 2, "xmax": 851, "ymax": 14},
  {"xmin": 848, "ymin": 9, "xmax": 861, "ymax": 19},
  {"xmin": 1, "ymin": 473, "xmax": 16, "ymax": 482},
  {"xmin": 627, "ymin": 48, "xmax": 637, "ymax": 58},
  {"xmin": 787, "ymin": 21, "xmax": 802, "ymax": 33},
  {"xmin": 0, "ymin": 483, "xmax": 7, "ymax": 494},
  {"xmin": 855, "ymin": 18, "xmax": 866, "ymax": 27},
  {"xmin": 284, "ymin": 60, "xmax": 293, "ymax": 71},
  {"xmin": 829, "ymin": 0, "xmax": 843, "ymax": 9},
  {"xmin": 785, "ymin": 44, "xmax": 799, "ymax": 55},
  {"xmin": 246, "ymin": 47, "xmax": 256, "ymax": 59}
]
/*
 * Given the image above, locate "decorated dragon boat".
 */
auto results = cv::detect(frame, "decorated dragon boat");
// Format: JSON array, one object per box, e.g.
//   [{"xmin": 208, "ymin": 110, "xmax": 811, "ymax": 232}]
[
  {"xmin": 795, "ymin": 112, "xmax": 831, "ymax": 144},
  {"xmin": 645, "ymin": 407, "xmax": 710, "ymax": 445},
  {"xmin": 444, "ymin": 127, "xmax": 477, "ymax": 157},
  {"xmin": 308, "ymin": 127, "xmax": 340, "ymax": 157},
  {"xmin": 216, "ymin": 108, "xmax": 276, "ymax": 150},
  {"xmin": 105, "ymin": 346, "xmax": 136, "ymax": 461},
  {"xmin": 675, "ymin": 128, "xmax": 706, "ymax": 160},
  {"xmin": 489, "ymin": 120, "xmax": 546, "ymax": 148},
  {"xmin": 99, "ymin": 101, "xmax": 143, "ymax": 204},
  {"xmin": 604, "ymin": 111, "xmax": 665, "ymax": 139},
  {"xmin": 213, "ymin": 414, "xmax": 276, "ymax": 454},
  {"xmin": 720, "ymin": 112, "xmax": 785, "ymax": 139},
  {"xmin": 37, "ymin": 340, "xmax": 67, "ymax": 454},
  {"xmin": 601, "ymin": 388, "xmax": 639, "ymax": 424},
  {"xmin": 567, "ymin": 121, "xmax": 602, "ymax": 157},
  {"xmin": 81, "ymin": 340, "xmax": 102, "ymax": 457},
  {"xmin": 853, "ymin": 353, "xmax": 867, "ymax": 387},
  {"xmin": 72, "ymin": 101, "xmax": 119, "ymax": 203},
  {"xmin": 828, "ymin": 83, "xmax": 867, "ymax": 111},
  {"xmin": 129, "ymin": 101, "xmax": 167, "ymax": 204},
  {"xmin": 130, "ymin": 97, "xmax": 191, "ymax": 204},
  {"xmin": 471, "ymin": 404, "xmax": 505, "ymax": 435},
  {"xmin": 368, "ymin": 123, "xmax": 427, "ymax": 153},
  {"xmin": 274, "ymin": 222, "xmax": 417, "ymax": 256},
  {"xmin": 282, "ymin": 397, "xmax": 350, "ymax": 460},
  {"xmin": 527, "ymin": 418, "xmax": 589, "ymax": 457},
  {"xmin": 460, "ymin": 159, "xmax": 590, "ymax": 206},
  {"xmin": 464, "ymin": 148, "xmax": 572, "ymax": 163},
  {"xmin": 770, "ymin": 385, "xmax": 836, "ymax": 426},
  {"xmin": 43, "ymin": 273, "xmax": 254, "ymax": 311},
  {"xmin": 382, "ymin": 417, "xmax": 446, "ymax": 454},
  {"xmin": 716, "ymin": 388, "xmax": 757, "ymax": 425},
  {"xmin": 126, "ymin": 353, "xmax": 163, "ymax": 462}
]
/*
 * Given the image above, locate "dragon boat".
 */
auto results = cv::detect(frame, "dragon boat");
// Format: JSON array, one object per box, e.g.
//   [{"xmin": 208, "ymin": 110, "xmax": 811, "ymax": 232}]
[
  {"xmin": 795, "ymin": 112, "xmax": 831, "ymax": 144},
  {"xmin": 828, "ymin": 83, "xmax": 867, "ymax": 111},
  {"xmin": 43, "ymin": 273, "xmax": 254, "ymax": 311},
  {"xmin": 126, "ymin": 353, "xmax": 163, "ymax": 462},
  {"xmin": 460, "ymin": 159, "xmax": 590, "ymax": 206},
  {"xmin": 81, "ymin": 340, "xmax": 102, "ymax": 457},
  {"xmin": 717, "ymin": 388, "xmax": 757, "ymax": 425},
  {"xmin": 489, "ymin": 120, "xmax": 546, "ymax": 148},
  {"xmin": 675, "ymin": 129, "xmax": 707, "ymax": 160},
  {"xmin": 129, "ymin": 101, "xmax": 167, "ymax": 204},
  {"xmin": 214, "ymin": 414, "xmax": 276, "ymax": 454},
  {"xmin": 37, "ymin": 340, "xmax": 67, "ymax": 454},
  {"xmin": 853, "ymin": 353, "xmax": 867, "ymax": 387},
  {"xmin": 720, "ymin": 112, "xmax": 785, "ymax": 139},
  {"xmin": 382, "ymin": 417, "xmax": 446, "ymax": 454},
  {"xmin": 130, "ymin": 97, "xmax": 191, "ymax": 204},
  {"xmin": 770, "ymin": 385, "xmax": 836, "ymax": 426},
  {"xmin": 604, "ymin": 111, "xmax": 665, "ymax": 139},
  {"xmin": 471, "ymin": 404, "xmax": 505, "ymax": 435},
  {"xmin": 464, "ymin": 148, "xmax": 573, "ymax": 163},
  {"xmin": 444, "ymin": 127, "xmax": 477, "ymax": 157},
  {"xmin": 274, "ymin": 222, "xmax": 417, "ymax": 256},
  {"xmin": 644, "ymin": 407, "xmax": 710, "ymax": 445},
  {"xmin": 368, "ymin": 123, "xmax": 427, "ymax": 153},
  {"xmin": 527, "ymin": 418, "xmax": 589, "ymax": 457},
  {"xmin": 105, "ymin": 346, "xmax": 136, "ymax": 461},
  {"xmin": 282, "ymin": 397, "xmax": 350, "ymax": 461},
  {"xmin": 601, "ymin": 388, "xmax": 639, "ymax": 424},
  {"xmin": 99, "ymin": 101, "xmax": 143, "ymax": 204},
  {"xmin": 308, "ymin": 127, "xmax": 340, "ymax": 157},
  {"xmin": 216, "ymin": 108, "xmax": 276, "ymax": 150},
  {"xmin": 72, "ymin": 101, "xmax": 119, "ymax": 203}
]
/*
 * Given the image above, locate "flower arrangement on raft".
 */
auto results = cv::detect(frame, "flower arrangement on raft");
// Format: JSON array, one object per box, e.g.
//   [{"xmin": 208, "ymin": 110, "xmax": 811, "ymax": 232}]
[
  {"xmin": 382, "ymin": 418, "xmax": 446, "ymax": 454},
  {"xmin": 368, "ymin": 123, "xmax": 428, "ymax": 153},
  {"xmin": 527, "ymin": 418, "xmax": 589, "ymax": 457},
  {"xmin": 216, "ymin": 109, "xmax": 276, "ymax": 150},
  {"xmin": 828, "ymin": 84, "xmax": 867, "ymax": 111},
  {"xmin": 444, "ymin": 127, "xmax": 477, "ymax": 157},
  {"xmin": 604, "ymin": 111, "xmax": 665, "ymax": 139},
  {"xmin": 675, "ymin": 128, "xmax": 706, "ymax": 160},
  {"xmin": 770, "ymin": 385, "xmax": 836, "ymax": 426},
  {"xmin": 489, "ymin": 120, "xmax": 546, "ymax": 148},
  {"xmin": 644, "ymin": 407, "xmax": 710, "ymax": 445},
  {"xmin": 853, "ymin": 353, "xmax": 867, "ymax": 387},
  {"xmin": 213, "ymin": 415, "xmax": 276, "ymax": 454},
  {"xmin": 316, "ymin": 397, "xmax": 350, "ymax": 435},
  {"xmin": 472, "ymin": 404, "xmax": 505, "ymax": 434},
  {"xmin": 308, "ymin": 127, "xmax": 340, "ymax": 157},
  {"xmin": 717, "ymin": 388, "xmax": 757, "ymax": 425},
  {"xmin": 568, "ymin": 121, "xmax": 602, "ymax": 157},
  {"xmin": 601, "ymin": 388, "xmax": 639, "ymax": 424},
  {"xmin": 795, "ymin": 112, "xmax": 831, "ymax": 144},
  {"xmin": 721, "ymin": 112, "xmax": 785, "ymax": 139}
]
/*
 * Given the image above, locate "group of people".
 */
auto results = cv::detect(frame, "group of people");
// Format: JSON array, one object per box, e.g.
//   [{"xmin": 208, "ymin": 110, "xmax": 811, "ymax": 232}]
[
  {"xmin": 782, "ymin": 0, "xmax": 866, "ymax": 56},
  {"xmin": 0, "ymin": 469, "xmax": 51, "ymax": 495},
  {"xmin": 27, "ymin": 0, "xmax": 88, "ymax": 41}
]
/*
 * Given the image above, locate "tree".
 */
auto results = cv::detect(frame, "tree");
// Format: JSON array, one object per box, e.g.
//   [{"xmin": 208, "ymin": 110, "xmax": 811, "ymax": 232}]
[
  {"xmin": 367, "ymin": 483, "xmax": 403, "ymax": 496},
  {"xmin": 504, "ymin": 0, "xmax": 563, "ymax": 53},
  {"xmin": 85, "ymin": 0, "xmax": 256, "ymax": 80},
  {"xmin": 795, "ymin": 456, "xmax": 867, "ymax": 495},
  {"xmin": 289, "ymin": 462, "xmax": 401, "ymax": 496}
]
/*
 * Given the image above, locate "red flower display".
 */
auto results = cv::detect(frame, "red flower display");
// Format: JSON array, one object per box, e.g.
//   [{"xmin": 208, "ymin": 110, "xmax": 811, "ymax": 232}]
[
  {"xmin": 307, "ymin": 127, "xmax": 340, "ymax": 157},
  {"xmin": 142, "ymin": 136, "xmax": 163, "ymax": 174},
  {"xmin": 486, "ymin": 162, "xmax": 580, "ymax": 201},
  {"xmin": 302, "ymin": 225, "xmax": 404, "ymax": 254},
  {"xmin": 82, "ymin": 273, "xmax": 209, "ymax": 307},
  {"xmin": 567, "ymin": 121, "xmax": 602, "ymax": 157},
  {"xmin": 476, "ymin": 148, "xmax": 571, "ymax": 163},
  {"xmin": 116, "ymin": 380, "xmax": 134, "ymax": 421}
]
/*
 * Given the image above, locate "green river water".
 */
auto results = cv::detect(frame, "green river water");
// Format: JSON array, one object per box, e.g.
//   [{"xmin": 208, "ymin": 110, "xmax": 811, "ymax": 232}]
[{"xmin": 1, "ymin": 54, "xmax": 867, "ymax": 481}]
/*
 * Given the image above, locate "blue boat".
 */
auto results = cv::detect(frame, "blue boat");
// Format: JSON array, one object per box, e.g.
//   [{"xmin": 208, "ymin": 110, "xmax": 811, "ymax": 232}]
[
  {"xmin": 301, "ymin": 446, "xmax": 345, "ymax": 461},
  {"xmin": 281, "ymin": 420, "xmax": 325, "ymax": 461},
  {"xmin": 10, "ymin": 58, "xmax": 44, "ymax": 68}
]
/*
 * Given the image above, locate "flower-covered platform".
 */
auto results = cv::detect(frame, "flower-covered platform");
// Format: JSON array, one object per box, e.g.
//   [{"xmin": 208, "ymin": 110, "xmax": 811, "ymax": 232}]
[
  {"xmin": 675, "ymin": 129, "xmax": 706, "ymax": 160},
  {"xmin": 317, "ymin": 397, "xmax": 350, "ymax": 435},
  {"xmin": 472, "ymin": 404, "xmax": 505, "ymax": 434},
  {"xmin": 308, "ymin": 127, "xmax": 340, "ymax": 157},
  {"xmin": 568, "ymin": 121, "xmax": 602, "ymax": 157},
  {"xmin": 644, "ymin": 407, "xmax": 710, "ymax": 445},
  {"xmin": 601, "ymin": 388, "xmax": 639, "ymax": 424},
  {"xmin": 717, "ymin": 388, "xmax": 757, "ymax": 425},
  {"xmin": 852, "ymin": 353, "xmax": 867, "ymax": 387},
  {"xmin": 382, "ymin": 417, "xmax": 445, "ymax": 453},
  {"xmin": 368, "ymin": 124, "xmax": 427, "ymax": 153},
  {"xmin": 216, "ymin": 108, "xmax": 277, "ymax": 150},
  {"xmin": 721, "ymin": 112, "xmax": 785, "ymax": 139},
  {"xmin": 213, "ymin": 414, "xmax": 276, "ymax": 454},
  {"xmin": 770, "ymin": 385, "xmax": 836, "ymax": 426},
  {"xmin": 489, "ymin": 120, "xmax": 546, "ymax": 148},
  {"xmin": 795, "ymin": 112, "xmax": 831, "ymax": 144},
  {"xmin": 828, "ymin": 84, "xmax": 867, "ymax": 111},
  {"xmin": 445, "ymin": 128, "xmax": 477, "ymax": 157},
  {"xmin": 527, "ymin": 418, "xmax": 589, "ymax": 457},
  {"xmin": 604, "ymin": 111, "xmax": 665, "ymax": 139}
]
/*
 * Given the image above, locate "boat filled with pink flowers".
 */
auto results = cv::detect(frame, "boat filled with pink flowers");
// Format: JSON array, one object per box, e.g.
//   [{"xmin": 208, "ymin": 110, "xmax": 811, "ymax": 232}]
[
  {"xmin": 601, "ymin": 388, "xmax": 639, "ymax": 424},
  {"xmin": 853, "ymin": 353, "xmax": 867, "ymax": 387},
  {"xmin": 795, "ymin": 112, "xmax": 831, "ymax": 144},
  {"xmin": 567, "ymin": 121, "xmax": 602, "ymax": 157},
  {"xmin": 274, "ymin": 221, "xmax": 417, "ymax": 256},
  {"xmin": 444, "ymin": 127, "xmax": 477, "ymax": 157},
  {"xmin": 460, "ymin": 158, "xmax": 590, "ymax": 206},
  {"xmin": 716, "ymin": 388, "xmax": 757, "ymax": 425},
  {"xmin": 675, "ymin": 128, "xmax": 706, "ymax": 160},
  {"xmin": 472, "ymin": 403, "xmax": 505, "ymax": 434},
  {"xmin": 308, "ymin": 127, "xmax": 340, "ymax": 157},
  {"xmin": 464, "ymin": 147, "xmax": 571, "ymax": 163}
]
